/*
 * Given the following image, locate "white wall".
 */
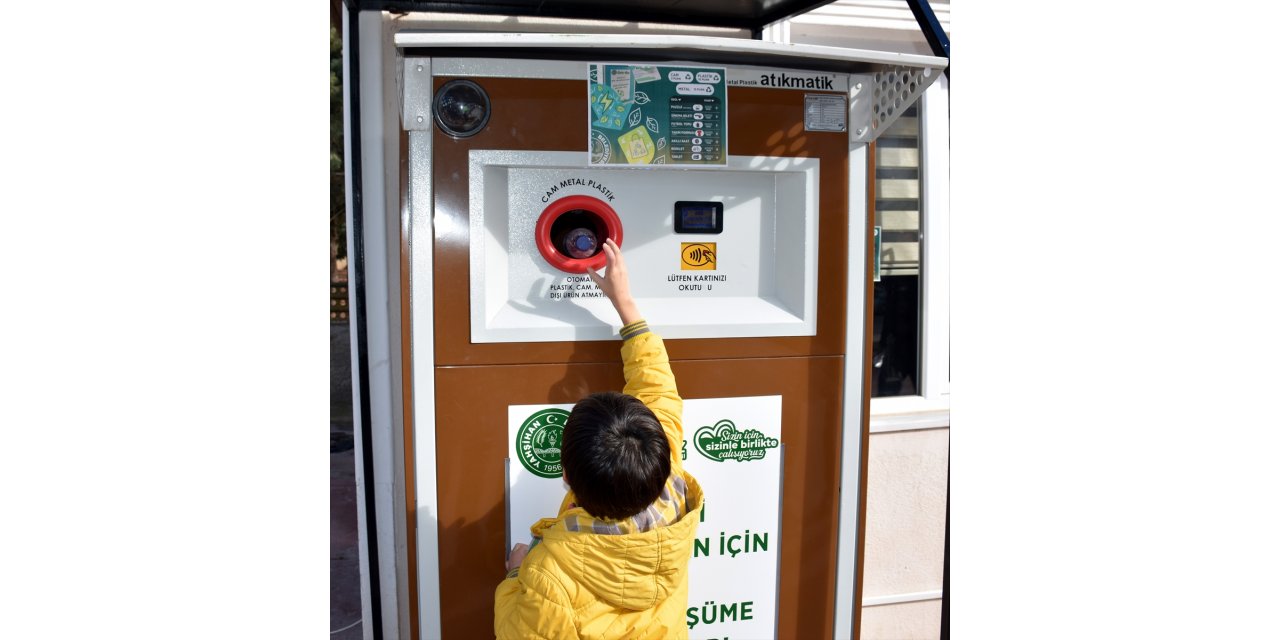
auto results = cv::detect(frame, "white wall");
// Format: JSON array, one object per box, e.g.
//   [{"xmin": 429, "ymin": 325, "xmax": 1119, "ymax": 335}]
[{"xmin": 860, "ymin": 426, "xmax": 949, "ymax": 638}]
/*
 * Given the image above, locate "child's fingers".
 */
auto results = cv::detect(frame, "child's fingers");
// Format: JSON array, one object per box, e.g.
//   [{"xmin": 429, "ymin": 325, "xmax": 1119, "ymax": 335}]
[
  {"xmin": 586, "ymin": 266, "xmax": 606, "ymax": 286},
  {"xmin": 606, "ymin": 238, "xmax": 625, "ymax": 269},
  {"xmin": 601, "ymin": 239, "xmax": 618, "ymax": 266}
]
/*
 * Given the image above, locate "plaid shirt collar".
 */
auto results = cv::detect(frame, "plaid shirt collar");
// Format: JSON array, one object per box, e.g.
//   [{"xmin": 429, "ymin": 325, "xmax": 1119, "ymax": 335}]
[{"xmin": 562, "ymin": 473, "xmax": 689, "ymax": 535}]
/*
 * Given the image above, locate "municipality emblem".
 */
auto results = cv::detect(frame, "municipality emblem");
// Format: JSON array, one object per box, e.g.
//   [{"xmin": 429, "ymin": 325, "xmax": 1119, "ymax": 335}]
[
  {"xmin": 516, "ymin": 408, "xmax": 568, "ymax": 478},
  {"xmin": 693, "ymin": 419, "xmax": 779, "ymax": 463}
]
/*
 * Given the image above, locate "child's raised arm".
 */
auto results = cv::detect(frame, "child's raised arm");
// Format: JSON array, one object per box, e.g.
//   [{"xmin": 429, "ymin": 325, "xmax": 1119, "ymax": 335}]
[
  {"xmin": 588, "ymin": 238, "xmax": 684, "ymax": 469},
  {"xmin": 586, "ymin": 238, "xmax": 641, "ymax": 326}
]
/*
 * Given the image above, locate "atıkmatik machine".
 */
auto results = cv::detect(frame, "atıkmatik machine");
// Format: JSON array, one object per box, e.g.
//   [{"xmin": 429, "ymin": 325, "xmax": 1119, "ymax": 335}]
[{"xmin": 380, "ymin": 31, "xmax": 945, "ymax": 639}]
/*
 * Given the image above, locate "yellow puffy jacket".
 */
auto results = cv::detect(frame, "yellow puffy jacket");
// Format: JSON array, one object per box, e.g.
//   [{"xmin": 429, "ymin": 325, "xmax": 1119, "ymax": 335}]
[{"xmin": 495, "ymin": 326, "xmax": 704, "ymax": 639}]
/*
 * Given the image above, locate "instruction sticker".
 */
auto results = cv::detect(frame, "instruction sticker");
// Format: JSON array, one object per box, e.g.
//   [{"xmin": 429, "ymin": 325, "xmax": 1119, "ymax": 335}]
[
  {"xmin": 589, "ymin": 64, "xmax": 727, "ymax": 166},
  {"xmin": 804, "ymin": 94, "xmax": 847, "ymax": 132}
]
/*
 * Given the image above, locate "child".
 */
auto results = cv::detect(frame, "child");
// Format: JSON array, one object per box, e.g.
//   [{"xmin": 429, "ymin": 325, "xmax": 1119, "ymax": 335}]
[{"xmin": 495, "ymin": 238, "xmax": 705, "ymax": 639}]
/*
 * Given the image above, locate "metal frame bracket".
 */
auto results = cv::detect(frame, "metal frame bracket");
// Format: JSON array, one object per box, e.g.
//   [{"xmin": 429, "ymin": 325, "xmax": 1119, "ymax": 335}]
[
  {"xmin": 403, "ymin": 57, "xmax": 433, "ymax": 131},
  {"xmin": 850, "ymin": 65, "xmax": 939, "ymax": 144}
]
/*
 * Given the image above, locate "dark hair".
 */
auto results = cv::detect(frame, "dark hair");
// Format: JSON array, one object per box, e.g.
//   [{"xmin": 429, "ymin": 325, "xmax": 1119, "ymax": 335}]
[{"xmin": 561, "ymin": 391, "xmax": 671, "ymax": 520}]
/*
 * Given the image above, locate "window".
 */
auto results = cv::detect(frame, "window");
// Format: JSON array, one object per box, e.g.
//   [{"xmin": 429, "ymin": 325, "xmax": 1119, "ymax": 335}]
[{"xmin": 872, "ymin": 100, "xmax": 921, "ymax": 397}]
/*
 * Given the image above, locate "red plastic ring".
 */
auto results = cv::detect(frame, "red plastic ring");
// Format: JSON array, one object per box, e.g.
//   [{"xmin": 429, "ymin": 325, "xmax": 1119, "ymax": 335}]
[{"xmin": 534, "ymin": 195, "xmax": 624, "ymax": 274}]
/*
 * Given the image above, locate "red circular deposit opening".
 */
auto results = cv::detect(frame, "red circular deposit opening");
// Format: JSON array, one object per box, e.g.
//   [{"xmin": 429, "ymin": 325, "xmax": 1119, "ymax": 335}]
[{"xmin": 535, "ymin": 195, "xmax": 624, "ymax": 273}]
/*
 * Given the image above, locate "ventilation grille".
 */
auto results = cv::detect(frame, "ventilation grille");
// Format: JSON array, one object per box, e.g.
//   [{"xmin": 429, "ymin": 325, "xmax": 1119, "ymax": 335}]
[{"xmin": 871, "ymin": 66, "xmax": 932, "ymax": 134}]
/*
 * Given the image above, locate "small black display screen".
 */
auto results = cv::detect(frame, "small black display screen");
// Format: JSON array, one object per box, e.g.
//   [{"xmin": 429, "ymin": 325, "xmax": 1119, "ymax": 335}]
[{"xmin": 674, "ymin": 201, "xmax": 724, "ymax": 234}]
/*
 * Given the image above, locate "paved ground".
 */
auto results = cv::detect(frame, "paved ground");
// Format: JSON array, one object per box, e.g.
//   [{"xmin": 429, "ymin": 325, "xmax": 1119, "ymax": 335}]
[
  {"xmin": 332, "ymin": 322, "xmax": 361, "ymax": 638},
  {"xmin": 331, "ymin": 422, "xmax": 362, "ymax": 639}
]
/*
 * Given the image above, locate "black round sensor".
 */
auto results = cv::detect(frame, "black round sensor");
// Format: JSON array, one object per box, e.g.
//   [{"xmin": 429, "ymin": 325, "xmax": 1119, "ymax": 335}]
[{"xmin": 432, "ymin": 79, "xmax": 491, "ymax": 138}]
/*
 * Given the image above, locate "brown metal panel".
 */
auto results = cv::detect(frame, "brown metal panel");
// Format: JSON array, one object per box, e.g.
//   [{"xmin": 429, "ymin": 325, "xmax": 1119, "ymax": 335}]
[
  {"xmin": 433, "ymin": 360, "xmax": 625, "ymax": 638},
  {"xmin": 433, "ymin": 355, "xmax": 844, "ymax": 639},
  {"xmin": 431, "ymin": 77, "xmax": 849, "ymax": 367},
  {"xmin": 423, "ymin": 71, "xmax": 858, "ymax": 639}
]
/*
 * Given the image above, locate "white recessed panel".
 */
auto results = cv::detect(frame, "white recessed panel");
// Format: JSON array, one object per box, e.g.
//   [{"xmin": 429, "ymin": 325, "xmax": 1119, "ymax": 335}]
[{"xmin": 468, "ymin": 150, "xmax": 818, "ymax": 342}]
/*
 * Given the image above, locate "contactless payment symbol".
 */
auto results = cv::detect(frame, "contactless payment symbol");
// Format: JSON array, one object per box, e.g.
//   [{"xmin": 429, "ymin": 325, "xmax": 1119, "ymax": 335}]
[
  {"xmin": 681, "ymin": 242, "xmax": 716, "ymax": 270},
  {"xmin": 516, "ymin": 408, "xmax": 568, "ymax": 478}
]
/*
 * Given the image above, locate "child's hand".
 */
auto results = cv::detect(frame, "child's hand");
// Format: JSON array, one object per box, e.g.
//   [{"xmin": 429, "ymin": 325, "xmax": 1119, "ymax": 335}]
[
  {"xmin": 587, "ymin": 238, "xmax": 631, "ymax": 303},
  {"xmin": 587, "ymin": 238, "xmax": 641, "ymax": 325},
  {"xmin": 507, "ymin": 542, "xmax": 530, "ymax": 572}
]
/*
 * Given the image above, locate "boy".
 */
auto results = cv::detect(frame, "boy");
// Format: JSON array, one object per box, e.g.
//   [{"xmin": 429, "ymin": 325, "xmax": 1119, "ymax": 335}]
[{"xmin": 495, "ymin": 238, "xmax": 705, "ymax": 639}]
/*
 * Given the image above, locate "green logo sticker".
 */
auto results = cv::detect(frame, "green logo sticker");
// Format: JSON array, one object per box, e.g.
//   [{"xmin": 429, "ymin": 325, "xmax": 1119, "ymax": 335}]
[
  {"xmin": 516, "ymin": 408, "xmax": 568, "ymax": 478},
  {"xmin": 693, "ymin": 419, "xmax": 779, "ymax": 463}
]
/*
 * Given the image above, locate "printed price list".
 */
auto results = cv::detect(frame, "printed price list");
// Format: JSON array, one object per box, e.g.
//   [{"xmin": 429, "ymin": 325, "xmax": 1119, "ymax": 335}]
[{"xmin": 669, "ymin": 96, "xmax": 724, "ymax": 163}]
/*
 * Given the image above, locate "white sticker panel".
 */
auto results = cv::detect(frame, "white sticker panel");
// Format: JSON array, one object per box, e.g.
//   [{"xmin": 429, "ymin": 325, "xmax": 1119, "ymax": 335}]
[{"xmin": 507, "ymin": 396, "xmax": 783, "ymax": 640}]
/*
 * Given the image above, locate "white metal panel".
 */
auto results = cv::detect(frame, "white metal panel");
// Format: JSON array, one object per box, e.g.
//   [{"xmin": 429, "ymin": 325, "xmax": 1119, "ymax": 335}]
[
  {"xmin": 379, "ymin": 18, "xmax": 413, "ymax": 638},
  {"xmin": 402, "ymin": 59, "xmax": 433, "ymax": 131},
  {"xmin": 429, "ymin": 57, "xmax": 586, "ymax": 80},
  {"xmin": 858, "ymin": 65, "xmax": 939, "ymax": 143},
  {"xmin": 467, "ymin": 150, "xmax": 820, "ymax": 342},
  {"xmin": 385, "ymin": 10, "xmax": 750, "ymax": 38},
  {"xmin": 414, "ymin": 57, "xmax": 854, "ymax": 88},
  {"xmin": 920, "ymin": 73, "xmax": 949, "ymax": 401},
  {"xmin": 833, "ymin": 142, "xmax": 870, "ymax": 639},
  {"xmin": 355, "ymin": 10, "xmax": 405, "ymax": 639},
  {"xmin": 407, "ymin": 127, "xmax": 443, "ymax": 640},
  {"xmin": 393, "ymin": 32, "xmax": 948, "ymax": 71}
]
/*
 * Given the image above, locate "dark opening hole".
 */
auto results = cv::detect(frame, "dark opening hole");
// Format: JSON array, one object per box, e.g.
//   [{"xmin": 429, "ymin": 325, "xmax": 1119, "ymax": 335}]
[{"xmin": 549, "ymin": 209, "xmax": 608, "ymax": 259}]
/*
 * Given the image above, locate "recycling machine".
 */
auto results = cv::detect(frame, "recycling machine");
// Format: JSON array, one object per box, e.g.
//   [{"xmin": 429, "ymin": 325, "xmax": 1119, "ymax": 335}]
[{"xmin": 386, "ymin": 31, "xmax": 946, "ymax": 639}]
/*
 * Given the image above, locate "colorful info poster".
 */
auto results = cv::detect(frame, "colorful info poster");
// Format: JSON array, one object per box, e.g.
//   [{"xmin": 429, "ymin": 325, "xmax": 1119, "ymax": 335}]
[
  {"xmin": 589, "ymin": 63, "xmax": 728, "ymax": 166},
  {"xmin": 508, "ymin": 395, "xmax": 783, "ymax": 639}
]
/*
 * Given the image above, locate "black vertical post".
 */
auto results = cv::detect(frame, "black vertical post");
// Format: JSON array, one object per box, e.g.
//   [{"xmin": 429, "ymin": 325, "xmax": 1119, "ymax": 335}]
[
  {"xmin": 905, "ymin": 0, "xmax": 949, "ymax": 77},
  {"xmin": 344, "ymin": 1, "xmax": 383, "ymax": 638},
  {"xmin": 941, "ymin": 455, "xmax": 949, "ymax": 639}
]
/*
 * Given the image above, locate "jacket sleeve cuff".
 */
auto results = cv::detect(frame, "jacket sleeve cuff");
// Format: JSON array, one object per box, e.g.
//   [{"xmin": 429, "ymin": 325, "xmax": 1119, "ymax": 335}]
[{"xmin": 620, "ymin": 319, "xmax": 650, "ymax": 341}]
